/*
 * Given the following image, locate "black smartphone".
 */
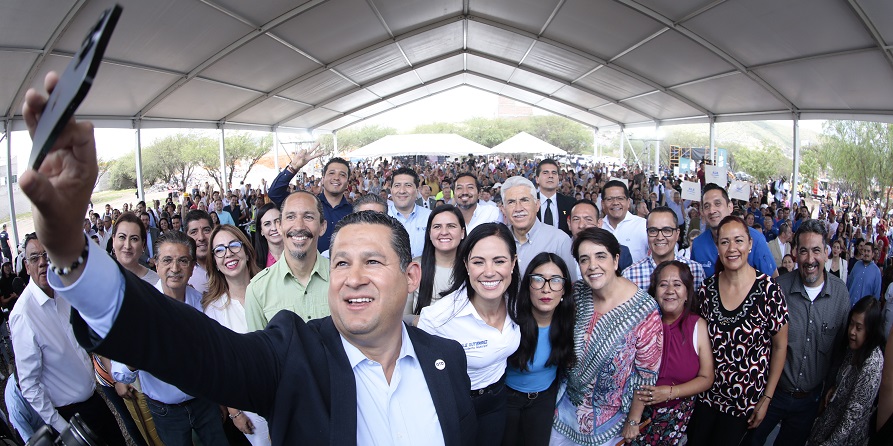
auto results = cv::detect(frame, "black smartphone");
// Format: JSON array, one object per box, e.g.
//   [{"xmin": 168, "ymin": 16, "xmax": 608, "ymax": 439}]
[{"xmin": 29, "ymin": 4, "xmax": 122, "ymax": 171}]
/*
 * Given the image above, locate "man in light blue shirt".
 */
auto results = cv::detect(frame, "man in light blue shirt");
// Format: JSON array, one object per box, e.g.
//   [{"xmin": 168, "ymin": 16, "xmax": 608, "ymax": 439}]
[
  {"xmin": 388, "ymin": 167, "xmax": 431, "ymax": 258},
  {"xmin": 213, "ymin": 197, "xmax": 236, "ymax": 226},
  {"xmin": 847, "ymin": 241, "xmax": 882, "ymax": 306},
  {"xmin": 502, "ymin": 176, "xmax": 579, "ymax": 282},
  {"xmin": 112, "ymin": 232, "xmax": 227, "ymax": 446}
]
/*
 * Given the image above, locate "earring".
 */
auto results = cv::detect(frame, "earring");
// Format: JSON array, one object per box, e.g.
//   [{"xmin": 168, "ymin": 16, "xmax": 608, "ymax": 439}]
[{"xmin": 560, "ymin": 298, "xmax": 564, "ymax": 302}]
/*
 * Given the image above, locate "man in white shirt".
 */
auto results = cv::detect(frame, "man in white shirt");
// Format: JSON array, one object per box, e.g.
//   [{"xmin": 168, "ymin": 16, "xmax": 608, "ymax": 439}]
[
  {"xmin": 9, "ymin": 233, "xmax": 125, "ymax": 444},
  {"xmin": 453, "ymin": 172, "xmax": 500, "ymax": 233},
  {"xmin": 600, "ymin": 180, "xmax": 650, "ymax": 263},
  {"xmin": 388, "ymin": 168, "xmax": 431, "ymax": 258},
  {"xmin": 183, "ymin": 210, "xmax": 212, "ymax": 292}
]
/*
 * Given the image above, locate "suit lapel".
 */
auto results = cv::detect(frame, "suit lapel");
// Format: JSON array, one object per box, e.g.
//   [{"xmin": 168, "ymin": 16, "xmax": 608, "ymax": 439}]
[
  {"xmin": 317, "ymin": 319, "xmax": 358, "ymax": 446},
  {"xmin": 408, "ymin": 327, "xmax": 460, "ymax": 446}
]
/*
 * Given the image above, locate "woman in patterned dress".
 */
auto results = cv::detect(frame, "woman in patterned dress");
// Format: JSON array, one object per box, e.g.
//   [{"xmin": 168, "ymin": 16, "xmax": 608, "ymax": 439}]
[
  {"xmin": 687, "ymin": 216, "xmax": 789, "ymax": 445},
  {"xmin": 550, "ymin": 228, "xmax": 663, "ymax": 446},
  {"xmin": 809, "ymin": 296, "xmax": 885, "ymax": 446},
  {"xmin": 630, "ymin": 261, "xmax": 714, "ymax": 445}
]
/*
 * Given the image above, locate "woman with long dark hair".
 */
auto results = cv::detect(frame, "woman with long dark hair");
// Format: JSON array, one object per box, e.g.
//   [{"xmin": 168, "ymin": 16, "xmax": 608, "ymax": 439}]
[
  {"xmin": 630, "ymin": 261, "xmax": 714, "ymax": 445},
  {"xmin": 809, "ymin": 296, "xmax": 884, "ymax": 446},
  {"xmin": 551, "ymin": 228, "xmax": 663, "ymax": 446},
  {"xmin": 202, "ymin": 224, "xmax": 269, "ymax": 445},
  {"xmin": 407, "ymin": 205, "xmax": 466, "ymax": 316},
  {"xmin": 687, "ymin": 216, "xmax": 788, "ymax": 445},
  {"xmin": 417, "ymin": 223, "xmax": 521, "ymax": 446},
  {"xmin": 252, "ymin": 202, "xmax": 283, "ymax": 269},
  {"xmin": 502, "ymin": 252, "xmax": 575, "ymax": 445}
]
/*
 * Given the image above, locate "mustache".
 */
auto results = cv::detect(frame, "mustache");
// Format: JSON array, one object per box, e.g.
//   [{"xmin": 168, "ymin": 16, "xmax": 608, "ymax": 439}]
[{"xmin": 286, "ymin": 229, "xmax": 314, "ymax": 239}]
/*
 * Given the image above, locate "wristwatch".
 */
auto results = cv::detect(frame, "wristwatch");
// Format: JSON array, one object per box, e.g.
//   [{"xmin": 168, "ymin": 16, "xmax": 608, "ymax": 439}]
[{"xmin": 627, "ymin": 419, "xmax": 640, "ymax": 427}]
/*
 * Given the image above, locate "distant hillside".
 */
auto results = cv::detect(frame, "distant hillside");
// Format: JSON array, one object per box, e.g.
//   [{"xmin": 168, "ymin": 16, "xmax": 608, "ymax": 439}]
[{"xmin": 659, "ymin": 120, "xmax": 822, "ymax": 158}]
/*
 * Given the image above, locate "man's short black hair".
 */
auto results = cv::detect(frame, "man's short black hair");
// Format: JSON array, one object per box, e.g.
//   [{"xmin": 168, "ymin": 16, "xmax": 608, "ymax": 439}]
[
  {"xmin": 602, "ymin": 180, "xmax": 629, "ymax": 200},
  {"xmin": 454, "ymin": 172, "xmax": 480, "ymax": 189},
  {"xmin": 184, "ymin": 210, "xmax": 212, "ymax": 231},
  {"xmin": 702, "ymin": 183, "xmax": 730, "ymax": 203},
  {"xmin": 323, "ymin": 157, "xmax": 351, "ymax": 178},
  {"xmin": 392, "ymin": 167, "xmax": 420, "ymax": 187},
  {"xmin": 536, "ymin": 159, "xmax": 560, "ymax": 176}
]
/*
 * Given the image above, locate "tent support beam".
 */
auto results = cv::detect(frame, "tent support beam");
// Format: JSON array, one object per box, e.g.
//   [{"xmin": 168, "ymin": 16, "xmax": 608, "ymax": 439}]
[
  {"xmin": 333, "ymin": 131, "xmax": 339, "ymax": 156},
  {"xmin": 219, "ymin": 128, "xmax": 227, "ymax": 192},
  {"xmin": 709, "ymin": 118, "xmax": 716, "ymax": 164},
  {"xmin": 273, "ymin": 129, "xmax": 280, "ymax": 171},
  {"xmin": 5, "ymin": 123, "xmax": 18, "ymax": 249},
  {"xmin": 135, "ymin": 124, "xmax": 144, "ymax": 202},
  {"xmin": 792, "ymin": 114, "xmax": 800, "ymax": 207},
  {"xmin": 654, "ymin": 122, "xmax": 660, "ymax": 174},
  {"xmin": 618, "ymin": 128, "xmax": 625, "ymax": 166}
]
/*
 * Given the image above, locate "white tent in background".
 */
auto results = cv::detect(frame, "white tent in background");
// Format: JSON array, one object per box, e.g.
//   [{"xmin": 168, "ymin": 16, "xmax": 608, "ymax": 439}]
[
  {"xmin": 491, "ymin": 132, "xmax": 568, "ymax": 156},
  {"xmin": 347, "ymin": 134, "xmax": 490, "ymax": 158}
]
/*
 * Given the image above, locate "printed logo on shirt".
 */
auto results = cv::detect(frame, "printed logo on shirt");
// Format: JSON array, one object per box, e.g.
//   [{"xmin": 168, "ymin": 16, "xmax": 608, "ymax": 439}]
[{"xmin": 462, "ymin": 340, "xmax": 488, "ymax": 350}]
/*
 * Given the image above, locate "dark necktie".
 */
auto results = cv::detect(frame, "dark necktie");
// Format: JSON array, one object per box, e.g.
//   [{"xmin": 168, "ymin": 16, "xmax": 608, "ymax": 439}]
[{"xmin": 544, "ymin": 198, "xmax": 553, "ymax": 226}]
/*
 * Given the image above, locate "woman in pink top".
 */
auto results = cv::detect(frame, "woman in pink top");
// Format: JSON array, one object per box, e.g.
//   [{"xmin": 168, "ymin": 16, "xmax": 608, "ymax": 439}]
[
  {"xmin": 630, "ymin": 261, "xmax": 714, "ymax": 445},
  {"xmin": 252, "ymin": 203, "xmax": 283, "ymax": 268}
]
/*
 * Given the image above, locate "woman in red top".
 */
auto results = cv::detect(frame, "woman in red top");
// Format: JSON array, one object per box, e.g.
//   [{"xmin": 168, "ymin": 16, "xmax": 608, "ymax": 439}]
[
  {"xmin": 875, "ymin": 221, "xmax": 888, "ymax": 268},
  {"xmin": 630, "ymin": 261, "xmax": 714, "ymax": 445}
]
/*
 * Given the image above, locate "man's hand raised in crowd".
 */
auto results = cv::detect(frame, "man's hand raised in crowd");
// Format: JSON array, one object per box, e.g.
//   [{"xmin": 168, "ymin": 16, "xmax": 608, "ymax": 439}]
[
  {"xmin": 289, "ymin": 143, "xmax": 324, "ymax": 173},
  {"xmin": 19, "ymin": 71, "xmax": 97, "ymax": 285}
]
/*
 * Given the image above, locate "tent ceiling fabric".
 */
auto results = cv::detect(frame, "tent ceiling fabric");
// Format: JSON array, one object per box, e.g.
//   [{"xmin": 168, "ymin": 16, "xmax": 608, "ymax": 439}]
[{"xmin": 2, "ymin": 0, "xmax": 893, "ymax": 134}]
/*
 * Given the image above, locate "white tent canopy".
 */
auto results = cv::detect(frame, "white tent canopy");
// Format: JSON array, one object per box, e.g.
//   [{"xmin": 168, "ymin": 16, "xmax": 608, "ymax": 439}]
[
  {"xmin": 491, "ymin": 131, "xmax": 567, "ymax": 156},
  {"xmin": 346, "ymin": 134, "xmax": 489, "ymax": 158}
]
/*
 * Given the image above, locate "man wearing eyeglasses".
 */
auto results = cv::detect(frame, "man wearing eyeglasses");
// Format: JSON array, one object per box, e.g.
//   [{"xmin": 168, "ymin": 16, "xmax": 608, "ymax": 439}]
[
  {"xmin": 9, "ymin": 233, "xmax": 126, "ymax": 444},
  {"xmin": 110, "ymin": 230, "xmax": 228, "ymax": 445},
  {"xmin": 600, "ymin": 180, "xmax": 650, "ymax": 263},
  {"xmin": 622, "ymin": 207, "xmax": 706, "ymax": 291}
]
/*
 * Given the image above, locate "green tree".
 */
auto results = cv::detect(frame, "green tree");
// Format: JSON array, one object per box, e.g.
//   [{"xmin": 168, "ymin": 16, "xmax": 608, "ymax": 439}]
[
  {"xmin": 821, "ymin": 120, "xmax": 893, "ymax": 208},
  {"xmin": 524, "ymin": 116, "xmax": 593, "ymax": 154},
  {"xmin": 108, "ymin": 152, "xmax": 136, "ymax": 189},
  {"xmin": 318, "ymin": 125, "xmax": 397, "ymax": 154},
  {"xmin": 197, "ymin": 132, "xmax": 271, "ymax": 191},
  {"xmin": 730, "ymin": 145, "xmax": 790, "ymax": 184},
  {"xmin": 410, "ymin": 122, "xmax": 462, "ymax": 134},
  {"xmin": 145, "ymin": 133, "xmax": 209, "ymax": 190}
]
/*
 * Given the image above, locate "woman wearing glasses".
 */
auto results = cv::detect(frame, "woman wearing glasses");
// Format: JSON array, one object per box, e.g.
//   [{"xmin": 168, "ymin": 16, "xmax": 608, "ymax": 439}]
[
  {"xmin": 201, "ymin": 224, "xmax": 271, "ymax": 446},
  {"xmin": 503, "ymin": 253, "xmax": 575, "ymax": 446}
]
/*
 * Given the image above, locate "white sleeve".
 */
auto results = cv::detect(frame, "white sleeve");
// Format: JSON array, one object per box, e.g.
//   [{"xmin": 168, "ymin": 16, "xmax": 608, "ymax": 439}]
[
  {"xmin": 9, "ymin": 314, "xmax": 67, "ymax": 432},
  {"xmin": 47, "ymin": 240, "xmax": 124, "ymax": 338}
]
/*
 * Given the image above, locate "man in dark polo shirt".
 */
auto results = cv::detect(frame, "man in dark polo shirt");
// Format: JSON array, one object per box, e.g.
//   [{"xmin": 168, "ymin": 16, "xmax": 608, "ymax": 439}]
[{"xmin": 746, "ymin": 219, "xmax": 850, "ymax": 446}]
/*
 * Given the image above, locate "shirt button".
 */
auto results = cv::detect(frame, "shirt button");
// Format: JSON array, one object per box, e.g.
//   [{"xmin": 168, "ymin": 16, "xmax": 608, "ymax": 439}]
[{"xmin": 807, "ymin": 337, "xmax": 810, "ymax": 342}]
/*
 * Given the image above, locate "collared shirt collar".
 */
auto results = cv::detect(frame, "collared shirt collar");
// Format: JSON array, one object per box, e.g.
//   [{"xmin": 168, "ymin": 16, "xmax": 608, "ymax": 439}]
[
  {"xmin": 275, "ymin": 250, "xmax": 330, "ymax": 282},
  {"xmin": 341, "ymin": 323, "xmax": 416, "ymax": 369},
  {"xmin": 606, "ymin": 210, "xmax": 635, "ymax": 230},
  {"xmin": 511, "ymin": 219, "xmax": 542, "ymax": 244},
  {"xmin": 28, "ymin": 280, "xmax": 53, "ymax": 306},
  {"xmin": 538, "ymin": 189, "xmax": 556, "ymax": 201},
  {"xmin": 787, "ymin": 269, "xmax": 830, "ymax": 300},
  {"xmin": 388, "ymin": 202, "xmax": 418, "ymax": 218},
  {"xmin": 319, "ymin": 193, "xmax": 350, "ymax": 210}
]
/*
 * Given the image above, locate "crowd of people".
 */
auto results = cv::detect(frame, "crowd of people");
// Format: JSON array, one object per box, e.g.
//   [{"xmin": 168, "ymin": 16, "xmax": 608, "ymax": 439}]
[{"xmin": 7, "ymin": 73, "xmax": 893, "ymax": 446}]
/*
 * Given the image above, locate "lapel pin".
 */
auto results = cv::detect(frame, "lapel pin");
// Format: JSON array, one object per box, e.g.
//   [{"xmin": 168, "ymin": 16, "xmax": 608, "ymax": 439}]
[{"xmin": 435, "ymin": 359, "xmax": 445, "ymax": 370}]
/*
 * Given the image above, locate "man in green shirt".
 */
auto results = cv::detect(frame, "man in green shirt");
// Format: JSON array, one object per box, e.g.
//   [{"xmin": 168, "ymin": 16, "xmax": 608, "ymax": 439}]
[{"xmin": 245, "ymin": 191, "xmax": 330, "ymax": 331}]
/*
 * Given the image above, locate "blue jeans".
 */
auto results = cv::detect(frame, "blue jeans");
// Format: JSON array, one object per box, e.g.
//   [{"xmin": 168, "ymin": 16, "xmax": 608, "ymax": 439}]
[
  {"xmin": 145, "ymin": 397, "xmax": 227, "ymax": 446},
  {"xmin": 745, "ymin": 389, "xmax": 821, "ymax": 446}
]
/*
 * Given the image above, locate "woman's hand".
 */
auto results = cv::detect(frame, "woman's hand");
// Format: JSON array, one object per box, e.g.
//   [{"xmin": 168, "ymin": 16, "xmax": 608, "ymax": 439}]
[
  {"xmin": 747, "ymin": 395, "xmax": 771, "ymax": 429},
  {"xmin": 231, "ymin": 411, "xmax": 254, "ymax": 435},
  {"xmin": 636, "ymin": 385, "xmax": 672, "ymax": 405},
  {"xmin": 621, "ymin": 422, "xmax": 639, "ymax": 443}
]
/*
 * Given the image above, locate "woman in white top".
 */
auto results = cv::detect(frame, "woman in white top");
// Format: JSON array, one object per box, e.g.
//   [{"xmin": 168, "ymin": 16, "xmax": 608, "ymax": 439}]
[
  {"xmin": 202, "ymin": 224, "xmax": 271, "ymax": 446},
  {"xmin": 405, "ymin": 205, "xmax": 466, "ymax": 318},
  {"xmin": 826, "ymin": 238, "xmax": 848, "ymax": 283},
  {"xmin": 417, "ymin": 223, "xmax": 522, "ymax": 446}
]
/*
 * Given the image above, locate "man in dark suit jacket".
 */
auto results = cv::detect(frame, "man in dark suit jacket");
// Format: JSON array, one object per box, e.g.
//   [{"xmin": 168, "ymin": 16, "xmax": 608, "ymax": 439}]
[
  {"xmin": 139, "ymin": 211, "xmax": 161, "ymax": 269},
  {"xmin": 535, "ymin": 159, "xmax": 574, "ymax": 236}
]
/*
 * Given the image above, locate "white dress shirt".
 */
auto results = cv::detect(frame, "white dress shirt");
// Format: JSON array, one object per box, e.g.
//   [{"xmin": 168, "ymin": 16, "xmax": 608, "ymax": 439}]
[
  {"xmin": 389, "ymin": 204, "xmax": 432, "ymax": 258},
  {"xmin": 342, "ymin": 326, "xmax": 444, "ymax": 446},
  {"xmin": 417, "ymin": 288, "xmax": 520, "ymax": 390},
  {"xmin": 465, "ymin": 203, "xmax": 501, "ymax": 233},
  {"xmin": 601, "ymin": 212, "xmax": 650, "ymax": 264},
  {"xmin": 9, "ymin": 281, "xmax": 95, "ymax": 431},
  {"xmin": 189, "ymin": 263, "xmax": 209, "ymax": 293}
]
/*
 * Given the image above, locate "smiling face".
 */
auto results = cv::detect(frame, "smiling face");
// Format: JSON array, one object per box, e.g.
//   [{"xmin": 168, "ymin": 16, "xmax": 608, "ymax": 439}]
[
  {"xmin": 577, "ymin": 240, "xmax": 619, "ymax": 292},
  {"xmin": 716, "ymin": 221, "xmax": 752, "ymax": 272},
  {"xmin": 782, "ymin": 255, "xmax": 795, "ymax": 271},
  {"xmin": 391, "ymin": 173, "xmax": 418, "ymax": 212},
  {"xmin": 528, "ymin": 261, "xmax": 565, "ymax": 319},
  {"xmin": 329, "ymin": 224, "xmax": 420, "ymax": 345},
  {"xmin": 113, "ymin": 222, "xmax": 145, "ymax": 268},
  {"xmin": 701, "ymin": 189, "xmax": 733, "ymax": 229},
  {"xmin": 260, "ymin": 208, "xmax": 282, "ymax": 245},
  {"xmin": 454, "ymin": 176, "xmax": 479, "ymax": 210},
  {"xmin": 655, "ymin": 265, "xmax": 689, "ymax": 320},
  {"xmin": 212, "ymin": 230, "xmax": 248, "ymax": 281},
  {"xmin": 278, "ymin": 193, "xmax": 326, "ymax": 261},
  {"xmin": 647, "ymin": 211, "xmax": 679, "ymax": 261},
  {"xmin": 603, "ymin": 186, "xmax": 629, "ymax": 224},
  {"xmin": 465, "ymin": 235, "xmax": 516, "ymax": 302},
  {"xmin": 503, "ymin": 186, "xmax": 539, "ymax": 234},
  {"xmin": 323, "ymin": 161, "xmax": 349, "ymax": 197},
  {"xmin": 796, "ymin": 232, "xmax": 827, "ymax": 286},
  {"xmin": 569, "ymin": 203, "xmax": 599, "ymax": 238},
  {"xmin": 429, "ymin": 211, "xmax": 464, "ymax": 255},
  {"xmin": 186, "ymin": 218, "xmax": 213, "ymax": 261}
]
